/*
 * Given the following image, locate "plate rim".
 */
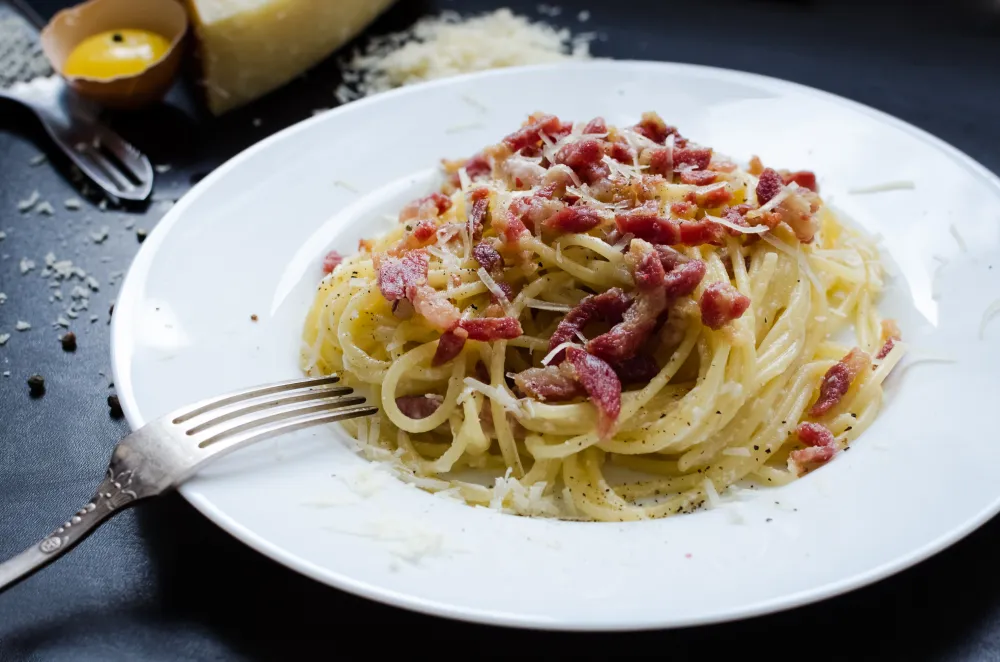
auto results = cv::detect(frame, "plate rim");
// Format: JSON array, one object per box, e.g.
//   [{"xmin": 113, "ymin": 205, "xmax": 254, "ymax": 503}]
[{"xmin": 111, "ymin": 59, "xmax": 1000, "ymax": 631}]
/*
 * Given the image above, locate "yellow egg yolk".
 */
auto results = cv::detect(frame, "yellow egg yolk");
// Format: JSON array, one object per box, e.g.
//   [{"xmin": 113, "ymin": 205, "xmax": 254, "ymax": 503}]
[{"xmin": 63, "ymin": 29, "xmax": 171, "ymax": 80}]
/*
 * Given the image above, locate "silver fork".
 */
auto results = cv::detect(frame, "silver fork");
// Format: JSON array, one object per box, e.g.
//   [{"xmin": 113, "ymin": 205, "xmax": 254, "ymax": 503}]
[
  {"xmin": 0, "ymin": 375, "xmax": 376, "ymax": 594},
  {"xmin": 0, "ymin": 0, "xmax": 153, "ymax": 201}
]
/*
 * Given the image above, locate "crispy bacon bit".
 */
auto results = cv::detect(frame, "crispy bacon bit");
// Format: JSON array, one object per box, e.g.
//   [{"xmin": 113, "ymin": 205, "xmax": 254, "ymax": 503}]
[
  {"xmin": 782, "ymin": 170, "xmax": 818, "ymax": 192},
  {"xmin": 410, "ymin": 283, "xmax": 461, "ymax": 330},
  {"xmin": 472, "ymin": 242, "xmax": 504, "ymax": 274},
  {"xmin": 790, "ymin": 422, "xmax": 838, "ymax": 474},
  {"xmin": 566, "ymin": 347, "xmax": 621, "ymax": 439},
  {"xmin": 654, "ymin": 244, "xmax": 689, "ymax": 272},
  {"xmin": 583, "ymin": 117, "xmax": 607, "ymax": 134},
  {"xmin": 396, "ymin": 394, "xmax": 445, "ymax": 419},
  {"xmin": 674, "ymin": 147, "xmax": 712, "ymax": 171},
  {"xmin": 588, "ymin": 287, "xmax": 666, "ymax": 363},
  {"xmin": 875, "ymin": 319, "xmax": 902, "ymax": 361},
  {"xmin": 399, "ymin": 192, "xmax": 452, "ymax": 223},
  {"xmin": 670, "ymin": 201, "xmax": 697, "ymax": 220},
  {"xmin": 322, "ymin": 250, "xmax": 343, "ymax": 274},
  {"xmin": 432, "ymin": 327, "xmax": 468, "ymax": 366},
  {"xmin": 756, "ymin": 168, "xmax": 784, "ymax": 206},
  {"xmin": 632, "ymin": 248, "xmax": 667, "ymax": 290},
  {"xmin": 634, "ymin": 111, "xmax": 672, "ymax": 144},
  {"xmin": 748, "ymin": 155, "xmax": 765, "ymax": 176},
  {"xmin": 695, "ymin": 184, "xmax": 732, "ymax": 208},
  {"xmin": 508, "ymin": 191, "xmax": 565, "ymax": 235},
  {"xmin": 699, "ymin": 282, "xmax": 751, "ymax": 330},
  {"xmin": 376, "ymin": 250, "xmax": 428, "ymax": 302},
  {"xmin": 515, "ymin": 363, "xmax": 584, "ymax": 402},
  {"xmin": 607, "ymin": 141, "xmax": 636, "ymax": 164},
  {"xmin": 460, "ymin": 317, "xmax": 522, "ymax": 340},
  {"xmin": 548, "ymin": 288, "xmax": 633, "ymax": 356},
  {"xmin": 543, "ymin": 206, "xmax": 604, "ymax": 233},
  {"xmin": 359, "ymin": 238, "xmax": 375, "ymax": 253},
  {"xmin": 503, "ymin": 114, "xmax": 570, "ymax": 152},
  {"xmin": 678, "ymin": 219, "xmax": 726, "ymax": 246},
  {"xmin": 467, "ymin": 188, "xmax": 489, "ymax": 241},
  {"xmin": 401, "ymin": 219, "xmax": 437, "ymax": 249},
  {"xmin": 663, "ymin": 259, "xmax": 706, "ymax": 298},
  {"xmin": 615, "ymin": 203, "xmax": 680, "ymax": 245},
  {"xmin": 809, "ymin": 348, "xmax": 871, "ymax": 416},
  {"xmin": 645, "ymin": 147, "xmax": 674, "ymax": 179},
  {"xmin": 775, "ymin": 189, "xmax": 819, "ymax": 243},
  {"xmin": 679, "ymin": 169, "xmax": 717, "ymax": 186},
  {"xmin": 613, "ymin": 354, "xmax": 660, "ymax": 384},
  {"xmin": 489, "ymin": 280, "xmax": 516, "ymax": 305},
  {"xmin": 464, "ymin": 153, "xmax": 491, "ymax": 180},
  {"xmin": 492, "ymin": 209, "xmax": 530, "ymax": 245},
  {"xmin": 554, "ymin": 138, "xmax": 609, "ymax": 184}
]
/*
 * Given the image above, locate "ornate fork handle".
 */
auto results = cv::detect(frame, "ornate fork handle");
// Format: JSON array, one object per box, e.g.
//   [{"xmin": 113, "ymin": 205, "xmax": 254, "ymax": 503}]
[{"xmin": 0, "ymin": 449, "xmax": 157, "ymax": 593}]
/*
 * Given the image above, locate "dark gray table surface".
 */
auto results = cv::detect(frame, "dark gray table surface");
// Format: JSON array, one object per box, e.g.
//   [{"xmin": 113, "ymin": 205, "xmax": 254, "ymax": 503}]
[{"xmin": 1, "ymin": 0, "xmax": 999, "ymax": 659}]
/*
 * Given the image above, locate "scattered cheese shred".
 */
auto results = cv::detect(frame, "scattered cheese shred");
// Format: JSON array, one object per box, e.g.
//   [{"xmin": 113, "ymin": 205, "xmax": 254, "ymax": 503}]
[
  {"xmin": 541, "ymin": 341, "xmax": 582, "ymax": 366},
  {"xmin": 980, "ymin": 300, "xmax": 1000, "ymax": 340},
  {"xmin": 949, "ymin": 223, "xmax": 968, "ymax": 253},
  {"xmin": 848, "ymin": 180, "xmax": 915, "ymax": 194},
  {"xmin": 523, "ymin": 298, "xmax": 573, "ymax": 313},
  {"xmin": 336, "ymin": 9, "xmax": 593, "ymax": 102}
]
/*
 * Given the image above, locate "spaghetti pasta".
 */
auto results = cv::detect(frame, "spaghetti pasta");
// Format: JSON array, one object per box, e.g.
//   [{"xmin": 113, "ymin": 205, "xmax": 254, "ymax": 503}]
[{"xmin": 300, "ymin": 112, "xmax": 902, "ymax": 521}]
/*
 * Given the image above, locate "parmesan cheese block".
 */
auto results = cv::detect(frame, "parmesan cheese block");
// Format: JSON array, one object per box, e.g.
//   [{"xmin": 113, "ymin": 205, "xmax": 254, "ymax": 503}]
[{"xmin": 185, "ymin": 0, "xmax": 397, "ymax": 114}]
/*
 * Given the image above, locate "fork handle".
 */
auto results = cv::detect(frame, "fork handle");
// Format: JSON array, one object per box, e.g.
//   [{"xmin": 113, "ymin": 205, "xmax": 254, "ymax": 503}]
[{"xmin": 0, "ymin": 470, "xmax": 146, "ymax": 594}]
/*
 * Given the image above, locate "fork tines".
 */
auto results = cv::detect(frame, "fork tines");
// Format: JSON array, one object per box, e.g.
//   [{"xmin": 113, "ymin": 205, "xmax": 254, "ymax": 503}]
[{"xmin": 169, "ymin": 375, "xmax": 375, "ymax": 450}]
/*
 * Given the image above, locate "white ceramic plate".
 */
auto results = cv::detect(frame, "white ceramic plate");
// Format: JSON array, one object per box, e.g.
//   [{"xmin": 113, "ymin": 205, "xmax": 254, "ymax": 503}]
[{"xmin": 112, "ymin": 61, "xmax": 1000, "ymax": 630}]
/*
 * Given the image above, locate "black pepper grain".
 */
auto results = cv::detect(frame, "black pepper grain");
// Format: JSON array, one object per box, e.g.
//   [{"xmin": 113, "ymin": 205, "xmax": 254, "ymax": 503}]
[
  {"xmin": 27, "ymin": 374, "xmax": 45, "ymax": 397},
  {"xmin": 60, "ymin": 331, "xmax": 77, "ymax": 352},
  {"xmin": 136, "ymin": 228, "xmax": 148, "ymax": 243},
  {"xmin": 112, "ymin": 33, "xmax": 123, "ymax": 42},
  {"xmin": 250, "ymin": 314, "xmax": 258, "ymax": 322},
  {"xmin": 107, "ymin": 394, "xmax": 123, "ymax": 419}
]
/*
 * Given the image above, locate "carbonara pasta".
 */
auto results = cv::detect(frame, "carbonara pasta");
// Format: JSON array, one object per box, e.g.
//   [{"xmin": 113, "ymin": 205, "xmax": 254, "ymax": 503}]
[{"xmin": 301, "ymin": 112, "xmax": 903, "ymax": 521}]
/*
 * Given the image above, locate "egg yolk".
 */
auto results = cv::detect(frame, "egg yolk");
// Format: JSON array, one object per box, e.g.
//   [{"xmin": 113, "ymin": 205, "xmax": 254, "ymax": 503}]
[{"xmin": 63, "ymin": 29, "xmax": 171, "ymax": 80}]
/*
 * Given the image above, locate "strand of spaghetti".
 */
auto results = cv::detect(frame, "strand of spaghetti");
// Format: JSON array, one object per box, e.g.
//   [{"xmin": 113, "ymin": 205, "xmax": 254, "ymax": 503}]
[
  {"xmin": 338, "ymin": 286, "xmax": 391, "ymax": 381},
  {"xmin": 489, "ymin": 340, "xmax": 525, "ymax": 477},
  {"xmin": 381, "ymin": 342, "xmax": 466, "ymax": 433}
]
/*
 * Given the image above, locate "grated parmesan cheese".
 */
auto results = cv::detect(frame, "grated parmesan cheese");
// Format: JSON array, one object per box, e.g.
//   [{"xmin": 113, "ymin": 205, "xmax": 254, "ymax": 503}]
[
  {"xmin": 523, "ymin": 298, "xmax": 573, "ymax": 313},
  {"xmin": 848, "ymin": 180, "xmax": 915, "ymax": 195},
  {"xmin": 0, "ymin": 333, "xmax": 9, "ymax": 345},
  {"xmin": 34, "ymin": 201, "xmax": 54, "ymax": 216},
  {"xmin": 541, "ymin": 341, "xmax": 582, "ymax": 366},
  {"xmin": 948, "ymin": 223, "xmax": 967, "ymax": 253},
  {"xmin": 15, "ymin": 321, "xmax": 30, "ymax": 331},
  {"xmin": 462, "ymin": 377, "xmax": 524, "ymax": 415},
  {"xmin": 335, "ymin": 9, "xmax": 593, "ymax": 102},
  {"xmin": 17, "ymin": 190, "xmax": 39, "ymax": 212}
]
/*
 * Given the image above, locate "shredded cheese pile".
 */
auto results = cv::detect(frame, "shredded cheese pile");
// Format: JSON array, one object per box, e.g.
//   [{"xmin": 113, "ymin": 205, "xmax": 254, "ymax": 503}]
[{"xmin": 335, "ymin": 9, "xmax": 594, "ymax": 103}]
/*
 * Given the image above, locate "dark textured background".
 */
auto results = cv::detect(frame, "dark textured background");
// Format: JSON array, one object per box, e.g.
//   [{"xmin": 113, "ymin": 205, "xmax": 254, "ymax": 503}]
[{"xmin": 1, "ymin": 0, "xmax": 999, "ymax": 659}]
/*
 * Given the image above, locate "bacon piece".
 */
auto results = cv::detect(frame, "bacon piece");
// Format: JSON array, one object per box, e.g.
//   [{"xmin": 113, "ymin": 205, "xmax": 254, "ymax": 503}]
[
  {"xmin": 554, "ymin": 138, "xmax": 609, "ymax": 185},
  {"xmin": 359, "ymin": 238, "xmax": 375, "ymax": 253},
  {"xmin": 634, "ymin": 111, "xmax": 674, "ymax": 144},
  {"xmin": 565, "ymin": 347, "xmax": 621, "ymax": 439},
  {"xmin": 464, "ymin": 152, "xmax": 491, "ymax": 180},
  {"xmin": 615, "ymin": 203, "xmax": 680, "ymax": 245},
  {"xmin": 321, "ymin": 250, "xmax": 343, "ymax": 274},
  {"xmin": 396, "ymin": 394, "xmax": 445, "ymax": 419},
  {"xmin": 695, "ymin": 185, "xmax": 732, "ymax": 208},
  {"xmin": 775, "ymin": 189, "xmax": 819, "ymax": 243},
  {"xmin": 410, "ymin": 283, "xmax": 461, "ymax": 330},
  {"xmin": 503, "ymin": 114, "xmax": 570, "ymax": 153},
  {"xmin": 548, "ymin": 288, "xmax": 633, "ymax": 355},
  {"xmin": 514, "ymin": 363, "xmax": 584, "ymax": 402},
  {"xmin": 679, "ymin": 169, "xmax": 717, "ymax": 186},
  {"xmin": 645, "ymin": 147, "xmax": 674, "ymax": 179},
  {"xmin": 399, "ymin": 192, "xmax": 452, "ymax": 223},
  {"xmin": 748, "ymin": 155, "xmax": 765, "ymax": 176},
  {"xmin": 756, "ymin": 168, "xmax": 784, "ymax": 206},
  {"xmin": 782, "ymin": 170, "xmax": 818, "ymax": 192},
  {"xmin": 397, "ymin": 219, "xmax": 437, "ymax": 251},
  {"xmin": 492, "ymin": 209, "xmax": 530, "ymax": 245},
  {"xmin": 699, "ymin": 282, "xmax": 751, "ymax": 330},
  {"xmin": 875, "ymin": 319, "xmax": 902, "ymax": 361},
  {"xmin": 472, "ymin": 242, "xmax": 503, "ymax": 275},
  {"xmin": 654, "ymin": 244, "xmax": 689, "ymax": 272},
  {"xmin": 674, "ymin": 147, "xmax": 712, "ymax": 170},
  {"xmin": 613, "ymin": 354, "xmax": 660, "ymax": 384},
  {"xmin": 632, "ymin": 248, "xmax": 667, "ymax": 290},
  {"xmin": 587, "ymin": 288, "xmax": 666, "ymax": 363},
  {"xmin": 809, "ymin": 348, "xmax": 871, "ymax": 416},
  {"xmin": 467, "ymin": 187, "xmax": 489, "ymax": 241},
  {"xmin": 607, "ymin": 141, "xmax": 636, "ymax": 164},
  {"xmin": 489, "ymin": 280, "xmax": 516, "ymax": 306},
  {"xmin": 376, "ymin": 250, "xmax": 428, "ymax": 302},
  {"xmin": 678, "ymin": 219, "xmax": 726, "ymax": 246},
  {"xmin": 670, "ymin": 201, "xmax": 697, "ymax": 220},
  {"xmin": 508, "ymin": 191, "xmax": 565, "ymax": 235},
  {"xmin": 789, "ymin": 422, "xmax": 838, "ymax": 474},
  {"xmin": 432, "ymin": 327, "xmax": 468, "ymax": 366},
  {"xmin": 583, "ymin": 117, "xmax": 607, "ymax": 134},
  {"xmin": 460, "ymin": 317, "xmax": 522, "ymax": 340},
  {"xmin": 543, "ymin": 206, "xmax": 604, "ymax": 233},
  {"xmin": 663, "ymin": 259, "xmax": 706, "ymax": 298}
]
